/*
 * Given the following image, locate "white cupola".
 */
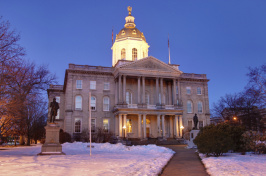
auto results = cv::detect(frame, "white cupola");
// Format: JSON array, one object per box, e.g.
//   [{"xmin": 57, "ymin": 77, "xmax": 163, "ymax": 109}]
[{"xmin": 111, "ymin": 6, "xmax": 150, "ymax": 66}]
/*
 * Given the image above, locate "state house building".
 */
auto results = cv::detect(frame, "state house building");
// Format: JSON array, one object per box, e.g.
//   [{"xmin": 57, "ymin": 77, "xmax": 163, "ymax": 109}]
[{"xmin": 47, "ymin": 7, "xmax": 211, "ymax": 140}]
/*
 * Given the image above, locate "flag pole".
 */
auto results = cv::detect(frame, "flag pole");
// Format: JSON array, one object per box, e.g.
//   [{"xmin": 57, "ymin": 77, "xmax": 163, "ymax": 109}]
[
  {"xmin": 168, "ymin": 34, "xmax": 171, "ymax": 64},
  {"xmin": 89, "ymin": 92, "xmax": 92, "ymax": 156}
]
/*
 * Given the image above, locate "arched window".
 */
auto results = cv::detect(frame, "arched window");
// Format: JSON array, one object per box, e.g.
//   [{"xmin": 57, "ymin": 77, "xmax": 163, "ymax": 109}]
[
  {"xmin": 74, "ymin": 119, "xmax": 81, "ymax": 133},
  {"xmin": 75, "ymin": 95, "xmax": 82, "ymax": 110},
  {"xmin": 198, "ymin": 101, "xmax": 203, "ymax": 113},
  {"xmin": 177, "ymin": 99, "xmax": 179, "ymax": 106},
  {"xmin": 121, "ymin": 48, "xmax": 126, "ymax": 59},
  {"xmin": 187, "ymin": 100, "xmax": 192, "ymax": 113},
  {"xmin": 90, "ymin": 96, "xmax": 96, "ymax": 111},
  {"xmin": 103, "ymin": 96, "xmax": 110, "ymax": 111},
  {"xmin": 126, "ymin": 91, "xmax": 132, "ymax": 104},
  {"xmin": 145, "ymin": 91, "xmax": 149, "ymax": 105},
  {"xmin": 132, "ymin": 48, "xmax": 137, "ymax": 61}
]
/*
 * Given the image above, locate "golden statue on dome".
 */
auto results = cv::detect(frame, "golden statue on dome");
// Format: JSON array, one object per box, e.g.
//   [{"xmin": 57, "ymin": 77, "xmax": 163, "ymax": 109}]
[{"xmin": 128, "ymin": 6, "xmax": 132, "ymax": 16}]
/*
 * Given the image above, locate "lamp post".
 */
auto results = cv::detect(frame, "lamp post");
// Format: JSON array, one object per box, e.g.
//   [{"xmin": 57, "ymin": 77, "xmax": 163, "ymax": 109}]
[{"xmin": 123, "ymin": 125, "xmax": 126, "ymax": 140}]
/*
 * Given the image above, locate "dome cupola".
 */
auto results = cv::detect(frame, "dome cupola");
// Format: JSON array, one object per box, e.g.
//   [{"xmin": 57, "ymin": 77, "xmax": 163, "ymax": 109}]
[{"xmin": 112, "ymin": 6, "xmax": 150, "ymax": 66}]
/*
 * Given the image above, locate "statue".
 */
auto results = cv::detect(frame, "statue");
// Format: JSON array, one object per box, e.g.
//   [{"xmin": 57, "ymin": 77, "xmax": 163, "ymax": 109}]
[
  {"xmin": 193, "ymin": 113, "xmax": 198, "ymax": 130},
  {"xmin": 128, "ymin": 6, "xmax": 132, "ymax": 16},
  {"xmin": 49, "ymin": 98, "xmax": 59, "ymax": 123}
]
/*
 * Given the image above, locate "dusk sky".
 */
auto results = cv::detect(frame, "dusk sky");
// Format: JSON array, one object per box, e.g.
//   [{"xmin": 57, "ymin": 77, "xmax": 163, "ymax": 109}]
[{"xmin": 1, "ymin": 1, "xmax": 265, "ymax": 112}]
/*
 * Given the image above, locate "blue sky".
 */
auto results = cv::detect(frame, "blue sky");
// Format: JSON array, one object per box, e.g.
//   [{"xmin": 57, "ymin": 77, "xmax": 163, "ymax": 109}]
[{"xmin": 1, "ymin": 0, "xmax": 265, "ymax": 111}]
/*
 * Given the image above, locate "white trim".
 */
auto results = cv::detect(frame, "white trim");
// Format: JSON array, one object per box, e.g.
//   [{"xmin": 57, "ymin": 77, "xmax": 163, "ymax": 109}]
[{"xmin": 75, "ymin": 95, "xmax": 82, "ymax": 110}]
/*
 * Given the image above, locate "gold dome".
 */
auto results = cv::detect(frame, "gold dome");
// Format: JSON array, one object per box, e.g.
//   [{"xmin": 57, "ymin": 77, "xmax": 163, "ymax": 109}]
[
  {"xmin": 116, "ymin": 6, "xmax": 146, "ymax": 42},
  {"xmin": 116, "ymin": 27, "xmax": 146, "ymax": 42}
]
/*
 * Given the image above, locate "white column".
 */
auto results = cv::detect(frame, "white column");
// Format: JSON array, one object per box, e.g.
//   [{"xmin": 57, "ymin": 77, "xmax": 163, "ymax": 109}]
[
  {"xmin": 119, "ymin": 114, "xmax": 122, "ymax": 137},
  {"xmin": 137, "ymin": 77, "xmax": 140, "ymax": 104},
  {"xmin": 123, "ymin": 114, "xmax": 127, "ymax": 138},
  {"xmin": 173, "ymin": 79, "xmax": 177, "ymax": 105},
  {"xmin": 123, "ymin": 75, "xmax": 126, "ymax": 103},
  {"xmin": 156, "ymin": 78, "xmax": 159, "ymax": 104},
  {"xmin": 162, "ymin": 115, "xmax": 165, "ymax": 138},
  {"xmin": 174, "ymin": 115, "xmax": 177, "ymax": 137},
  {"xmin": 160, "ymin": 78, "xmax": 163, "ymax": 104},
  {"xmin": 118, "ymin": 75, "xmax": 122, "ymax": 103},
  {"xmin": 143, "ymin": 114, "xmax": 146, "ymax": 139},
  {"xmin": 142, "ymin": 77, "xmax": 145, "ymax": 104},
  {"xmin": 157, "ymin": 114, "xmax": 161, "ymax": 137},
  {"xmin": 179, "ymin": 115, "xmax": 183, "ymax": 137},
  {"xmin": 169, "ymin": 116, "xmax": 173, "ymax": 138},
  {"xmin": 138, "ymin": 114, "xmax": 141, "ymax": 139}
]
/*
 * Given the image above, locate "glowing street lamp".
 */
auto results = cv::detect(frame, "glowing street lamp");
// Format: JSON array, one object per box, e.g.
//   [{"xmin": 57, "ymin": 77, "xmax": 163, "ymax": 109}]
[{"xmin": 233, "ymin": 116, "xmax": 237, "ymax": 121}]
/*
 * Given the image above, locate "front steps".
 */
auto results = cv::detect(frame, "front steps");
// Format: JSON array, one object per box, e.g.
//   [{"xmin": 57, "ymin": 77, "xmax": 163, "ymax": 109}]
[{"xmin": 126, "ymin": 138, "xmax": 186, "ymax": 146}]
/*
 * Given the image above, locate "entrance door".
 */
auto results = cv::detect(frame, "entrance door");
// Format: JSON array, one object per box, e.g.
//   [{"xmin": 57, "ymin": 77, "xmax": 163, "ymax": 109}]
[{"xmin": 146, "ymin": 127, "xmax": 150, "ymax": 138}]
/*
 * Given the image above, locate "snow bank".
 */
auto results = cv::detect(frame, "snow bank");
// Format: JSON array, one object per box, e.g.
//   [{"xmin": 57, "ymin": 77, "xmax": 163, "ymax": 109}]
[
  {"xmin": 0, "ymin": 142, "xmax": 174, "ymax": 176},
  {"xmin": 199, "ymin": 153, "xmax": 266, "ymax": 176}
]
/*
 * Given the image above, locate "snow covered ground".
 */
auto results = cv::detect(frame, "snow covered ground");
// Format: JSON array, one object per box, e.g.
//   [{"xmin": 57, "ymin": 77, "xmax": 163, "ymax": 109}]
[
  {"xmin": 200, "ymin": 152, "xmax": 266, "ymax": 176},
  {"xmin": 0, "ymin": 142, "xmax": 174, "ymax": 176}
]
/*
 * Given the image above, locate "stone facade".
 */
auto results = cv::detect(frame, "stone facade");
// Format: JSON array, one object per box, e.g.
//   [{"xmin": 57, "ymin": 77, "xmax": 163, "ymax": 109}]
[{"xmin": 47, "ymin": 7, "xmax": 211, "ymax": 140}]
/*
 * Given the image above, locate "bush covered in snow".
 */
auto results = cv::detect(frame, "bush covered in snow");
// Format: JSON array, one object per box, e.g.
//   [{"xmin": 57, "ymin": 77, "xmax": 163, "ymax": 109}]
[
  {"xmin": 194, "ymin": 123, "xmax": 244, "ymax": 156},
  {"xmin": 241, "ymin": 131, "xmax": 266, "ymax": 154}
]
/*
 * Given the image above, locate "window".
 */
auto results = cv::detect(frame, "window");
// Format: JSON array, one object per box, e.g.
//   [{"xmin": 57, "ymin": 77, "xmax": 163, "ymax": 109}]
[
  {"xmin": 90, "ymin": 81, "xmax": 96, "ymax": 89},
  {"xmin": 74, "ymin": 119, "xmax": 81, "ymax": 133},
  {"xmin": 126, "ymin": 119, "xmax": 132, "ymax": 133},
  {"xmin": 104, "ymin": 82, "xmax": 110, "ymax": 90},
  {"xmin": 121, "ymin": 49, "xmax": 126, "ymax": 59},
  {"xmin": 197, "ymin": 87, "xmax": 202, "ymax": 95},
  {"xmin": 188, "ymin": 120, "xmax": 192, "ymax": 130},
  {"xmin": 132, "ymin": 48, "xmax": 137, "ymax": 61},
  {"xmin": 90, "ymin": 96, "xmax": 96, "ymax": 111},
  {"xmin": 198, "ymin": 101, "xmax": 203, "ymax": 113},
  {"xmin": 145, "ymin": 92, "xmax": 149, "ymax": 105},
  {"xmin": 103, "ymin": 97, "xmax": 110, "ymax": 111},
  {"xmin": 91, "ymin": 119, "xmax": 96, "ymax": 133},
  {"xmin": 176, "ymin": 99, "xmax": 179, "ymax": 106},
  {"xmin": 176, "ymin": 86, "xmax": 178, "ymax": 94},
  {"xmin": 126, "ymin": 91, "xmax": 132, "ymax": 104},
  {"xmin": 75, "ymin": 95, "xmax": 82, "ymax": 110},
  {"xmin": 55, "ymin": 96, "xmax": 60, "ymax": 119},
  {"xmin": 132, "ymin": 29, "xmax": 136, "ymax": 34},
  {"xmin": 199, "ymin": 121, "xmax": 203, "ymax": 128},
  {"xmin": 76, "ymin": 80, "xmax": 82, "ymax": 89},
  {"xmin": 103, "ymin": 119, "xmax": 109, "ymax": 132},
  {"xmin": 186, "ymin": 87, "xmax": 191, "ymax": 94},
  {"xmin": 187, "ymin": 100, "xmax": 192, "ymax": 113}
]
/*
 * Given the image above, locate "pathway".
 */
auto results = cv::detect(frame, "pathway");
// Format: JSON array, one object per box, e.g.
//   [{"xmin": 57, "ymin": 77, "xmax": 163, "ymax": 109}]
[{"xmin": 160, "ymin": 145, "xmax": 209, "ymax": 176}]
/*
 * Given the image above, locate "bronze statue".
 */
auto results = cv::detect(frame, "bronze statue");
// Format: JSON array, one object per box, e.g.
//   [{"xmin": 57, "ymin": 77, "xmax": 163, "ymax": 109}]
[
  {"xmin": 49, "ymin": 98, "xmax": 59, "ymax": 123},
  {"xmin": 193, "ymin": 113, "xmax": 198, "ymax": 130}
]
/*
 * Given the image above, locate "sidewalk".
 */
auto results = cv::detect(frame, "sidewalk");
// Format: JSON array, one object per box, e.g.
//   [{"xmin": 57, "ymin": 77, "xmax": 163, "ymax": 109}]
[{"xmin": 160, "ymin": 145, "xmax": 209, "ymax": 176}]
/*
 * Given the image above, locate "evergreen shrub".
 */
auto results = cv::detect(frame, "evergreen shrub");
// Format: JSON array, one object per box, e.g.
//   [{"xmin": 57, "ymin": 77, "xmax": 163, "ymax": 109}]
[{"xmin": 194, "ymin": 123, "xmax": 235, "ymax": 156}]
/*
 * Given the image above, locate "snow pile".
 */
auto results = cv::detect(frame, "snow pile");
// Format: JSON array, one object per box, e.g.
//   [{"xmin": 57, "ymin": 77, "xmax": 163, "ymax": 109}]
[
  {"xmin": 199, "ymin": 153, "xmax": 266, "ymax": 176},
  {"xmin": 0, "ymin": 142, "xmax": 174, "ymax": 176}
]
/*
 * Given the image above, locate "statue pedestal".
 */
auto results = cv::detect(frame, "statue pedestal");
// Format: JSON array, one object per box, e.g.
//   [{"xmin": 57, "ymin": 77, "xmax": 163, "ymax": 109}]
[
  {"xmin": 187, "ymin": 130, "xmax": 200, "ymax": 148},
  {"xmin": 38, "ymin": 123, "xmax": 65, "ymax": 155}
]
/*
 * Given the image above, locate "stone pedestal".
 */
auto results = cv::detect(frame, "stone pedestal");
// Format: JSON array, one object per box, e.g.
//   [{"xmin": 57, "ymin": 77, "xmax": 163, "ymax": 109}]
[
  {"xmin": 187, "ymin": 130, "xmax": 200, "ymax": 148},
  {"xmin": 38, "ymin": 123, "xmax": 65, "ymax": 155}
]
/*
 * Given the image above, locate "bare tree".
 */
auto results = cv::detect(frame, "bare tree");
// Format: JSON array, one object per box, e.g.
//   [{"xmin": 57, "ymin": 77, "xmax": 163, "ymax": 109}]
[{"xmin": 246, "ymin": 64, "xmax": 266, "ymax": 107}]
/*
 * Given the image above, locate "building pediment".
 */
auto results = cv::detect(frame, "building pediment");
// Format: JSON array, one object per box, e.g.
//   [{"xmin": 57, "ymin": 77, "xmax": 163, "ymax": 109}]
[{"xmin": 116, "ymin": 56, "xmax": 182, "ymax": 76}]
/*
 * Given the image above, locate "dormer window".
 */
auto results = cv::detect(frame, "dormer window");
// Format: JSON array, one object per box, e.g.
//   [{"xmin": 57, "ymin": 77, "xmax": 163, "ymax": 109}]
[
  {"xmin": 132, "ymin": 29, "xmax": 136, "ymax": 34},
  {"xmin": 121, "ymin": 30, "xmax": 125, "ymax": 35}
]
